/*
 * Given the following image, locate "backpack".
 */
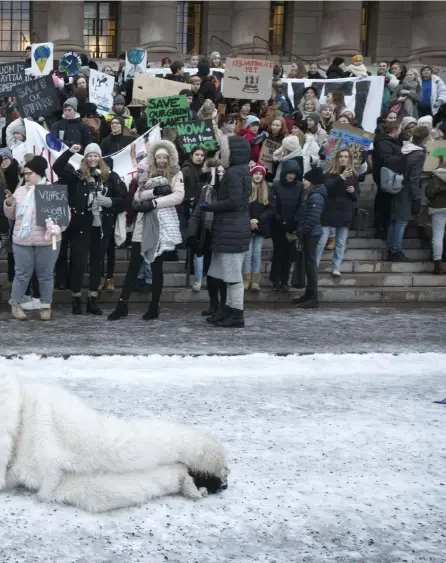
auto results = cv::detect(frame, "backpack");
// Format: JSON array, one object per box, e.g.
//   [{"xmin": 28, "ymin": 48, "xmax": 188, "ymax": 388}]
[{"xmin": 380, "ymin": 166, "xmax": 404, "ymax": 194}]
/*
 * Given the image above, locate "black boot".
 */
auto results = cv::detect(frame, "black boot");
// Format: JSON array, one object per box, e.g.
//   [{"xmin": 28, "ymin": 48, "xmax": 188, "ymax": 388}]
[
  {"xmin": 434, "ymin": 260, "xmax": 442, "ymax": 275},
  {"xmin": 107, "ymin": 299, "xmax": 128, "ymax": 321},
  {"xmin": 393, "ymin": 250, "xmax": 413, "ymax": 262},
  {"xmin": 215, "ymin": 307, "xmax": 245, "ymax": 328},
  {"xmin": 142, "ymin": 302, "xmax": 159, "ymax": 321},
  {"xmin": 272, "ymin": 282, "xmax": 281, "ymax": 292},
  {"xmin": 87, "ymin": 296, "xmax": 103, "ymax": 315},
  {"xmin": 201, "ymin": 301, "xmax": 219, "ymax": 316},
  {"xmin": 292, "ymin": 291, "xmax": 310, "ymax": 305},
  {"xmin": 296, "ymin": 290, "xmax": 319, "ymax": 309},
  {"xmin": 72, "ymin": 296, "xmax": 83, "ymax": 315},
  {"xmin": 206, "ymin": 304, "xmax": 231, "ymax": 324}
]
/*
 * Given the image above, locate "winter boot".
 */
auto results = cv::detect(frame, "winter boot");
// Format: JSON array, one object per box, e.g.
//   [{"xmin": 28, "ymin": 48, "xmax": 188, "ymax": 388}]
[
  {"xmin": 142, "ymin": 302, "xmax": 159, "ymax": 321},
  {"xmin": 106, "ymin": 278, "xmax": 115, "ymax": 292},
  {"xmin": 292, "ymin": 291, "xmax": 310, "ymax": 305},
  {"xmin": 87, "ymin": 296, "xmax": 103, "ymax": 315},
  {"xmin": 433, "ymin": 260, "xmax": 442, "ymax": 275},
  {"xmin": 9, "ymin": 299, "xmax": 27, "ymax": 320},
  {"xmin": 108, "ymin": 299, "xmax": 128, "ymax": 321},
  {"xmin": 72, "ymin": 296, "xmax": 83, "ymax": 315},
  {"xmin": 272, "ymin": 282, "xmax": 281, "ymax": 292},
  {"xmin": 296, "ymin": 290, "xmax": 319, "ymax": 309},
  {"xmin": 40, "ymin": 305, "xmax": 51, "ymax": 321},
  {"xmin": 243, "ymin": 272, "xmax": 251, "ymax": 291},
  {"xmin": 393, "ymin": 251, "xmax": 413, "ymax": 262},
  {"xmin": 215, "ymin": 307, "xmax": 245, "ymax": 328},
  {"xmin": 206, "ymin": 304, "xmax": 231, "ymax": 324},
  {"xmin": 201, "ymin": 301, "xmax": 219, "ymax": 316},
  {"xmin": 98, "ymin": 277, "xmax": 105, "ymax": 291},
  {"xmin": 325, "ymin": 237, "xmax": 335, "ymax": 251},
  {"xmin": 250, "ymin": 272, "xmax": 261, "ymax": 292}
]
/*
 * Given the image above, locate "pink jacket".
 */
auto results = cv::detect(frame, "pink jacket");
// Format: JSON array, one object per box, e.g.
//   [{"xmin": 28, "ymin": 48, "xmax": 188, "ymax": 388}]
[{"xmin": 4, "ymin": 183, "xmax": 67, "ymax": 246}]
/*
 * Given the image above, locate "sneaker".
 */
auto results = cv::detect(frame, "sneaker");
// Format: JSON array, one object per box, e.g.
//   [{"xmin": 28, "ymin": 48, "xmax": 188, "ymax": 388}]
[
  {"xmin": 9, "ymin": 299, "xmax": 27, "ymax": 320},
  {"xmin": 106, "ymin": 278, "xmax": 115, "ymax": 292},
  {"xmin": 98, "ymin": 277, "xmax": 105, "ymax": 291},
  {"xmin": 191, "ymin": 280, "xmax": 202, "ymax": 292},
  {"xmin": 21, "ymin": 297, "xmax": 41, "ymax": 310},
  {"xmin": 40, "ymin": 307, "xmax": 51, "ymax": 321},
  {"xmin": 325, "ymin": 237, "xmax": 335, "ymax": 251},
  {"xmin": 331, "ymin": 268, "xmax": 341, "ymax": 277}
]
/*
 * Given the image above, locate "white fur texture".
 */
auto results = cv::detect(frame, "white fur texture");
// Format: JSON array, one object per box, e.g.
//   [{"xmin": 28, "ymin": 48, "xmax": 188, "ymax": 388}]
[{"xmin": 0, "ymin": 376, "xmax": 227, "ymax": 512}]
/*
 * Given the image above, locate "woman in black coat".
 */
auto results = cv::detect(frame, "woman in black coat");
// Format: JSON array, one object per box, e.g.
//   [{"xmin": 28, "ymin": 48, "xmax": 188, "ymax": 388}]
[
  {"xmin": 100, "ymin": 116, "xmax": 133, "ymax": 156},
  {"xmin": 53, "ymin": 142, "xmax": 127, "ymax": 315},
  {"xmin": 316, "ymin": 148, "xmax": 359, "ymax": 276}
]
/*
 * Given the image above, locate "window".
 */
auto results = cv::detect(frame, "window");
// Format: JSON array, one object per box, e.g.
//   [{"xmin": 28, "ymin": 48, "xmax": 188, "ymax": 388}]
[
  {"xmin": 177, "ymin": 2, "xmax": 202, "ymax": 55},
  {"xmin": 269, "ymin": 1, "xmax": 286, "ymax": 54},
  {"xmin": 83, "ymin": 2, "xmax": 117, "ymax": 58},
  {"xmin": 0, "ymin": 1, "xmax": 30, "ymax": 52},
  {"xmin": 360, "ymin": 1, "xmax": 370, "ymax": 56}
]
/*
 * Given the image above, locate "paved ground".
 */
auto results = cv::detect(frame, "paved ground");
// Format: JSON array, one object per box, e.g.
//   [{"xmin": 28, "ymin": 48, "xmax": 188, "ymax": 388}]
[{"xmin": 0, "ymin": 304, "xmax": 444, "ymax": 356}]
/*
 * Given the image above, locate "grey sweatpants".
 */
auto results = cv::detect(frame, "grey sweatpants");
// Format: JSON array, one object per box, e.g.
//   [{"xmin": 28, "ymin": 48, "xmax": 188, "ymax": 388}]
[{"xmin": 11, "ymin": 243, "xmax": 61, "ymax": 305}]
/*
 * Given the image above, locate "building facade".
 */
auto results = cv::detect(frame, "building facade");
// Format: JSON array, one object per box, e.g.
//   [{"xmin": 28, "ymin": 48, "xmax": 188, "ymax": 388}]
[{"xmin": 2, "ymin": 1, "xmax": 446, "ymax": 65}]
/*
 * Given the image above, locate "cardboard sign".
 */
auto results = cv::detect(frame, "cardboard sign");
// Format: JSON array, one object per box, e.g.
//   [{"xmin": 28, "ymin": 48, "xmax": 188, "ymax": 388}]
[
  {"xmin": 125, "ymin": 49, "xmax": 147, "ymax": 80},
  {"xmin": 131, "ymin": 73, "xmax": 186, "ymax": 106},
  {"xmin": 89, "ymin": 69, "xmax": 115, "ymax": 115},
  {"xmin": 176, "ymin": 120, "xmax": 217, "ymax": 153},
  {"xmin": 424, "ymin": 140, "xmax": 446, "ymax": 172},
  {"xmin": 35, "ymin": 184, "xmax": 70, "ymax": 227},
  {"xmin": 324, "ymin": 122, "xmax": 374, "ymax": 169},
  {"xmin": 59, "ymin": 51, "xmax": 82, "ymax": 77},
  {"xmin": 146, "ymin": 95, "xmax": 188, "ymax": 128},
  {"xmin": 223, "ymin": 57, "xmax": 274, "ymax": 100},
  {"xmin": 145, "ymin": 68, "xmax": 224, "ymax": 95},
  {"xmin": 14, "ymin": 75, "xmax": 61, "ymax": 119},
  {"xmin": 259, "ymin": 138, "xmax": 281, "ymax": 172},
  {"xmin": 31, "ymin": 42, "xmax": 54, "ymax": 76},
  {"xmin": 0, "ymin": 62, "xmax": 25, "ymax": 95}
]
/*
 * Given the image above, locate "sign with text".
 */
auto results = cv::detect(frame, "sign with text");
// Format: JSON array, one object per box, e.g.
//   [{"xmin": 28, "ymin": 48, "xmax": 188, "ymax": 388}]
[
  {"xmin": 131, "ymin": 73, "xmax": 186, "ymax": 106},
  {"xmin": 223, "ymin": 57, "xmax": 274, "ymax": 100},
  {"xmin": 259, "ymin": 138, "xmax": 281, "ymax": 173},
  {"xmin": 424, "ymin": 140, "xmax": 446, "ymax": 172},
  {"xmin": 0, "ymin": 62, "xmax": 25, "ymax": 95},
  {"xmin": 176, "ymin": 119, "xmax": 217, "ymax": 153},
  {"xmin": 324, "ymin": 122, "xmax": 374, "ymax": 169},
  {"xmin": 146, "ymin": 95, "xmax": 188, "ymax": 128},
  {"xmin": 89, "ymin": 69, "xmax": 114, "ymax": 115},
  {"xmin": 15, "ymin": 75, "xmax": 61, "ymax": 119},
  {"xmin": 35, "ymin": 184, "xmax": 70, "ymax": 227}
]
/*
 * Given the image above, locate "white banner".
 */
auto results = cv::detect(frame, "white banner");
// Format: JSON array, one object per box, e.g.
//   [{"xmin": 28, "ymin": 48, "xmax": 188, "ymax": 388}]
[{"xmin": 89, "ymin": 69, "xmax": 115, "ymax": 115}]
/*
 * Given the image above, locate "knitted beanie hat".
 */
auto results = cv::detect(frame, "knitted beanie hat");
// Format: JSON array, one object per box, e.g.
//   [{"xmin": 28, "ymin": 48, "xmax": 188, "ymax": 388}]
[
  {"xmin": 250, "ymin": 162, "xmax": 266, "ymax": 177},
  {"xmin": 25, "ymin": 155, "xmax": 48, "ymax": 177},
  {"xmin": 307, "ymin": 112, "xmax": 321, "ymax": 124},
  {"xmin": 303, "ymin": 167, "xmax": 324, "ymax": 186},
  {"xmin": 84, "ymin": 143, "xmax": 102, "ymax": 157},
  {"xmin": 282, "ymin": 135, "xmax": 301, "ymax": 152},
  {"xmin": 246, "ymin": 115, "xmax": 260, "ymax": 128},
  {"xmin": 110, "ymin": 115, "xmax": 125, "ymax": 129},
  {"xmin": 352, "ymin": 55, "xmax": 364, "ymax": 64},
  {"xmin": 113, "ymin": 94, "xmax": 126, "ymax": 106},
  {"xmin": 63, "ymin": 97, "xmax": 78, "ymax": 111}
]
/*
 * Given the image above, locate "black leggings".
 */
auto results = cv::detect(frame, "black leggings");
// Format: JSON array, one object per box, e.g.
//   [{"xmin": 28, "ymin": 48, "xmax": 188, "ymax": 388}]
[
  {"xmin": 207, "ymin": 275, "xmax": 227, "ymax": 307},
  {"xmin": 101, "ymin": 236, "xmax": 116, "ymax": 279},
  {"xmin": 70, "ymin": 227, "xmax": 111, "ymax": 294},
  {"xmin": 120, "ymin": 242, "xmax": 164, "ymax": 306},
  {"xmin": 270, "ymin": 224, "xmax": 294, "ymax": 285}
]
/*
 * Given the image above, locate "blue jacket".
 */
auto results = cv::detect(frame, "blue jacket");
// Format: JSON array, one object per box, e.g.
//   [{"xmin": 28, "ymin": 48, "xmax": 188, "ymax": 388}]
[{"xmin": 300, "ymin": 184, "xmax": 327, "ymax": 237}]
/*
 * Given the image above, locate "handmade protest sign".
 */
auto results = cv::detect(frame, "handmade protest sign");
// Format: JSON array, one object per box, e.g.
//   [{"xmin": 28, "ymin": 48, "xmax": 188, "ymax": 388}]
[
  {"xmin": 176, "ymin": 120, "xmax": 217, "ymax": 153},
  {"xmin": 0, "ymin": 62, "xmax": 25, "ymax": 95},
  {"xmin": 324, "ymin": 122, "xmax": 374, "ymax": 169},
  {"xmin": 125, "ymin": 49, "xmax": 147, "ymax": 80},
  {"xmin": 89, "ymin": 69, "xmax": 114, "ymax": 114},
  {"xmin": 35, "ymin": 184, "xmax": 70, "ymax": 228},
  {"xmin": 31, "ymin": 43, "xmax": 54, "ymax": 76},
  {"xmin": 223, "ymin": 57, "xmax": 273, "ymax": 100},
  {"xmin": 59, "ymin": 51, "xmax": 82, "ymax": 77},
  {"xmin": 146, "ymin": 95, "xmax": 188, "ymax": 128},
  {"xmin": 259, "ymin": 138, "xmax": 281, "ymax": 173},
  {"xmin": 14, "ymin": 75, "xmax": 61, "ymax": 119},
  {"xmin": 131, "ymin": 73, "xmax": 186, "ymax": 106},
  {"xmin": 424, "ymin": 140, "xmax": 446, "ymax": 172}
]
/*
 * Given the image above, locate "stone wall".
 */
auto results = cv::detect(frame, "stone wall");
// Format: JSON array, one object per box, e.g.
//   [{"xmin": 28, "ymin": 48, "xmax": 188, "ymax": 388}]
[{"xmin": 119, "ymin": 2, "xmax": 141, "ymax": 55}]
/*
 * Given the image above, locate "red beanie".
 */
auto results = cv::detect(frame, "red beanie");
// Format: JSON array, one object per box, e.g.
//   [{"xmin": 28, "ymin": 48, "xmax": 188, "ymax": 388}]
[{"xmin": 250, "ymin": 162, "xmax": 266, "ymax": 177}]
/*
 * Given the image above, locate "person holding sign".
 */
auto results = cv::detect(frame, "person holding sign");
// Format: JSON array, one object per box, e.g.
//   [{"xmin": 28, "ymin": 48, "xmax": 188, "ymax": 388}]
[{"xmin": 3, "ymin": 156, "xmax": 64, "ymax": 321}]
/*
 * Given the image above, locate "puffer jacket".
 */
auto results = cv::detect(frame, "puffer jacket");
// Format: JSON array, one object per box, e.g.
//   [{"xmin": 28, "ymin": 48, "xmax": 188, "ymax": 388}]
[
  {"xmin": 50, "ymin": 114, "xmax": 93, "ymax": 150},
  {"xmin": 321, "ymin": 173, "xmax": 359, "ymax": 228},
  {"xmin": 389, "ymin": 142, "xmax": 425, "ymax": 221},
  {"xmin": 271, "ymin": 159, "xmax": 304, "ymax": 232},
  {"xmin": 100, "ymin": 133, "xmax": 133, "ymax": 156},
  {"xmin": 248, "ymin": 187, "xmax": 276, "ymax": 239},
  {"xmin": 206, "ymin": 136, "xmax": 251, "ymax": 253},
  {"xmin": 426, "ymin": 166, "xmax": 446, "ymax": 209},
  {"xmin": 300, "ymin": 184, "xmax": 327, "ymax": 237}
]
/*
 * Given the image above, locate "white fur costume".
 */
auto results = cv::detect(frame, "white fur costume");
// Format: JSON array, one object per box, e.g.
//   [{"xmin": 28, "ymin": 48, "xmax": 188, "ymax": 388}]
[{"xmin": 0, "ymin": 376, "xmax": 227, "ymax": 512}]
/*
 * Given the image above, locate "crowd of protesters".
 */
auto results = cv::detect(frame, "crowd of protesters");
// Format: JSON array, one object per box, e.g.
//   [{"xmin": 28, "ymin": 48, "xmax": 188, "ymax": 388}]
[{"xmin": 1, "ymin": 47, "xmax": 446, "ymax": 325}]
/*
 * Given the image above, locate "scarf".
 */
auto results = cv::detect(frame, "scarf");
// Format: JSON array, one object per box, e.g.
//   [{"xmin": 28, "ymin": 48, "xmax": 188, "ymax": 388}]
[
  {"xmin": 141, "ymin": 208, "xmax": 160, "ymax": 265},
  {"xmin": 16, "ymin": 186, "xmax": 35, "ymax": 239},
  {"xmin": 274, "ymin": 147, "xmax": 303, "ymax": 181},
  {"xmin": 346, "ymin": 64, "xmax": 368, "ymax": 78}
]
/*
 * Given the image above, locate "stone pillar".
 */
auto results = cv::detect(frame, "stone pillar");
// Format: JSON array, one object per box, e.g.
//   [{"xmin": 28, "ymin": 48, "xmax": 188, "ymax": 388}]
[
  {"xmin": 319, "ymin": 1, "xmax": 362, "ymax": 62},
  {"xmin": 140, "ymin": 1, "xmax": 178, "ymax": 56},
  {"xmin": 47, "ymin": 1, "xmax": 85, "ymax": 56},
  {"xmin": 407, "ymin": 1, "xmax": 446, "ymax": 64},
  {"xmin": 230, "ymin": 1, "xmax": 271, "ymax": 56}
]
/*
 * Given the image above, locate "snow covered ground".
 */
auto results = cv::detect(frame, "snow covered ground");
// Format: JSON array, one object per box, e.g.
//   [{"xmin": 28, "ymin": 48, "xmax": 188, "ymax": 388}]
[{"xmin": 1, "ymin": 353, "xmax": 445, "ymax": 563}]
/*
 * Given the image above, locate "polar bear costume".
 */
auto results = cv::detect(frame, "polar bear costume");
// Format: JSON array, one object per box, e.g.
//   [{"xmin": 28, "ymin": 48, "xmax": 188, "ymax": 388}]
[{"xmin": 0, "ymin": 376, "xmax": 228, "ymax": 512}]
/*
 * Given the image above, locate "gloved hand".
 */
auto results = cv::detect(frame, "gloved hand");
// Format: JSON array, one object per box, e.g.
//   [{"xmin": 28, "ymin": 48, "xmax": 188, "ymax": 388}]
[
  {"xmin": 96, "ymin": 194, "xmax": 112, "ymax": 208},
  {"xmin": 411, "ymin": 199, "xmax": 421, "ymax": 217},
  {"xmin": 200, "ymin": 201, "xmax": 209, "ymax": 209},
  {"xmin": 153, "ymin": 183, "xmax": 172, "ymax": 197},
  {"xmin": 132, "ymin": 199, "xmax": 157, "ymax": 213}
]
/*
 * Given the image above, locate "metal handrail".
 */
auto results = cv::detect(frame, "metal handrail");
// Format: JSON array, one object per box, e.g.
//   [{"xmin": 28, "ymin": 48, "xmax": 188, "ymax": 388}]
[
  {"xmin": 252, "ymin": 35, "xmax": 325, "ymax": 71},
  {"xmin": 209, "ymin": 35, "xmax": 233, "ymax": 56}
]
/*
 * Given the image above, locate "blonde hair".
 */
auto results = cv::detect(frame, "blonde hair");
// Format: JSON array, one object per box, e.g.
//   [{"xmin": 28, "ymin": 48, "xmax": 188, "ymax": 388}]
[
  {"xmin": 407, "ymin": 67, "xmax": 419, "ymax": 80},
  {"xmin": 326, "ymin": 148, "xmax": 354, "ymax": 174},
  {"xmin": 79, "ymin": 158, "xmax": 110, "ymax": 183},
  {"xmin": 149, "ymin": 162, "xmax": 174, "ymax": 181},
  {"xmin": 250, "ymin": 178, "xmax": 269, "ymax": 205}
]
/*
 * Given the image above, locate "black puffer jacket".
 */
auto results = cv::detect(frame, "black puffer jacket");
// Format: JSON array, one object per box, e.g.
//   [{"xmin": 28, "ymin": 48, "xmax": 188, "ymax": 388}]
[
  {"xmin": 372, "ymin": 133, "xmax": 402, "ymax": 186},
  {"xmin": 271, "ymin": 160, "xmax": 304, "ymax": 232},
  {"xmin": 206, "ymin": 136, "xmax": 251, "ymax": 253},
  {"xmin": 198, "ymin": 76, "xmax": 218, "ymax": 103},
  {"xmin": 248, "ymin": 187, "xmax": 276, "ymax": 239},
  {"xmin": 50, "ymin": 116, "xmax": 93, "ymax": 151},
  {"xmin": 100, "ymin": 133, "xmax": 133, "ymax": 157},
  {"xmin": 300, "ymin": 184, "xmax": 327, "ymax": 237},
  {"xmin": 321, "ymin": 173, "xmax": 359, "ymax": 228},
  {"xmin": 326, "ymin": 64, "xmax": 350, "ymax": 80}
]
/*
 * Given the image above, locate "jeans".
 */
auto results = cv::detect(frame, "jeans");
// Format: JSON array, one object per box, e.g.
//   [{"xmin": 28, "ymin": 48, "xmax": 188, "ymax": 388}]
[
  {"xmin": 194, "ymin": 255, "xmax": 204, "ymax": 281},
  {"xmin": 11, "ymin": 243, "xmax": 61, "ymax": 305},
  {"xmin": 138, "ymin": 261, "xmax": 152, "ymax": 283},
  {"xmin": 243, "ymin": 235, "xmax": 264, "ymax": 274},
  {"xmin": 316, "ymin": 226, "xmax": 349, "ymax": 267},
  {"xmin": 387, "ymin": 220, "xmax": 409, "ymax": 253},
  {"xmin": 431, "ymin": 210, "xmax": 446, "ymax": 260}
]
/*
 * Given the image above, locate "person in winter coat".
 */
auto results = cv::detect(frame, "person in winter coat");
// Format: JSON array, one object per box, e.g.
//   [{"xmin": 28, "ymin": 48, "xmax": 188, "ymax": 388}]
[
  {"xmin": 292, "ymin": 167, "xmax": 327, "ymax": 309},
  {"xmin": 372, "ymin": 122, "xmax": 403, "ymax": 239},
  {"xmin": 202, "ymin": 135, "xmax": 251, "ymax": 328},
  {"xmin": 320, "ymin": 105, "xmax": 334, "ymax": 134},
  {"xmin": 308, "ymin": 62, "xmax": 324, "ymax": 80},
  {"xmin": 326, "ymin": 90, "xmax": 346, "ymax": 124},
  {"xmin": 390, "ymin": 61, "xmax": 406, "ymax": 84},
  {"xmin": 165, "ymin": 61, "xmax": 185, "ymax": 83},
  {"xmin": 3, "ymin": 156, "xmax": 65, "ymax": 321},
  {"xmin": 399, "ymin": 116, "xmax": 417, "ymax": 142},
  {"xmin": 376, "ymin": 61, "xmax": 399, "ymax": 111},
  {"xmin": 53, "ymin": 143, "xmax": 127, "ymax": 315},
  {"xmin": 209, "ymin": 51, "xmax": 224, "ymax": 69},
  {"xmin": 273, "ymin": 134, "xmax": 318, "ymax": 182},
  {"xmin": 237, "ymin": 115, "xmax": 266, "ymax": 162},
  {"xmin": 50, "ymin": 98, "xmax": 93, "ymax": 151},
  {"xmin": 345, "ymin": 55, "xmax": 370, "ymax": 78},
  {"xmin": 316, "ymin": 148, "xmax": 358, "ymax": 276},
  {"xmin": 326, "ymin": 57, "xmax": 349, "ymax": 79},
  {"xmin": 287, "ymin": 60, "xmax": 306, "ymax": 79},
  {"xmin": 107, "ymin": 139, "xmax": 184, "ymax": 321},
  {"xmin": 426, "ymin": 164, "xmax": 446, "ymax": 274},
  {"xmin": 386, "ymin": 126, "xmax": 429, "ymax": 261},
  {"xmin": 270, "ymin": 159, "xmax": 304, "ymax": 291},
  {"xmin": 197, "ymin": 61, "xmax": 217, "ymax": 103},
  {"xmin": 242, "ymin": 162, "xmax": 275, "ymax": 292},
  {"xmin": 103, "ymin": 94, "xmax": 136, "ymax": 133},
  {"xmin": 418, "ymin": 66, "xmax": 446, "ymax": 118},
  {"xmin": 268, "ymin": 117, "xmax": 288, "ymax": 144},
  {"xmin": 188, "ymin": 75, "xmax": 205, "ymax": 113},
  {"xmin": 6, "ymin": 118, "xmax": 26, "ymax": 150},
  {"xmin": 179, "ymin": 88, "xmax": 199, "ymax": 121},
  {"xmin": 306, "ymin": 112, "xmax": 329, "ymax": 146},
  {"xmin": 271, "ymin": 82, "xmax": 291, "ymax": 114},
  {"xmin": 100, "ymin": 116, "xmax": 133, "ymax": 156},
  {"xmin": 389, "ymin": 68, "xmax": 421, "ymax": 119}
]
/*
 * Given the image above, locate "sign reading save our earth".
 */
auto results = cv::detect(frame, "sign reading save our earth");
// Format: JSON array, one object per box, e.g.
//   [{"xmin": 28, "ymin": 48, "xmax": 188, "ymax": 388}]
[{"xmin": 146, "ymin": 95, "xmax": 188, "ymax": 128}]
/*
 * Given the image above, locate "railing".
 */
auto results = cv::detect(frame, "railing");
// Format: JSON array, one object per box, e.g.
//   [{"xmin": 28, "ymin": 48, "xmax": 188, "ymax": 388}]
[
  {"xmin": 252, "ymin": 35, "xmax": 326, "ymax": 71},
  {"xmin": 209, "ymin": 35, "xmax": 233, "ymax": 57}
]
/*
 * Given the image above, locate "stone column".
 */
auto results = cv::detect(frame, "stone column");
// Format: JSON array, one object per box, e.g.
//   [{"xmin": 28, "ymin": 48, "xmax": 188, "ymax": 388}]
[
  {"xmin": 140, "ymin": 1, "xmax": 178, "ymax": 56},
  {"xmin": 230, "ymin": 1, "xmax": 271, "ymax": 56},
  {"xmin": 47, "ymin": 1, "xmax": 85, "ymax": 56},
  {"xmin": 319, "ymin": 1, "xmax": 362, "ymax": 62},
  {"xmin": 407, "ymin": 1, "xmax": 446, "ymax": 64}
]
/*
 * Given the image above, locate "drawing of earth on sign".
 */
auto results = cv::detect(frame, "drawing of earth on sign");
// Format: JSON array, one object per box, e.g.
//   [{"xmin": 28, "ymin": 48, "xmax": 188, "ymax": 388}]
[
  {"xmin": 34, "ymin": 44, "xmax": 51, "ymax": 73},
  {"xmin": 46, "ymin": 133, "xmax": 62, "ymax": 152},
  {"xmin": 59, "ymin": 52, "xmax": 82, "ymax": 77}
]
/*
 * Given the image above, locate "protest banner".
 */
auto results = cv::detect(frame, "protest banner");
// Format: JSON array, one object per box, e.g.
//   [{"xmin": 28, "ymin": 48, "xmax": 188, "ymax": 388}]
[
  {"xmin": 146, "ymin": 95, "xmax": 188, "ymax": 128},
  {"xmin": 125, "ymin": 49, "xmax": 147, "ymax": 80},
  {"xmin": 424, "ymin": 140, "xmax": 446, "ymax": 172},
  {"xmin": 131, "ymin": 73, "xmax": 186, "ymax": 106},
  {"xmin": 0, "ymin": 62, "xmax": 25, "ymax": 95},
  {"xmin": 89, "ymin": 69, "xmax": 115, "ymax": 115},
  {"xmin": 223, "ymin": 58, "xmax": 274, "ymax": 100},
  {"xmin": 59, "ymin": 51, "xmax": 82, "ymax": 77},
  {"xmin": 259, "ymin": 138, "xmax": 281, "ymax": 173},
  {"xmin": 324, "ymin": 122, "xmax": 374, "ymax": 169},
  {"xmin": 31, "ymin": 42, "xmax": 54, "ymax": 76},
  {"xmin": 144, "ymin": 68, "xmax": 224, "ymax": 95},
  {"xmin": 176, "ymin": 120, "xmax": 217, "ymax": 153},
  {"xmin": 14, "ymin": 75, "xmax": 60, "ymax": 119},
  {"xmin": 35, "ymin": 184, "xmax": 70, "ymax": 228}
]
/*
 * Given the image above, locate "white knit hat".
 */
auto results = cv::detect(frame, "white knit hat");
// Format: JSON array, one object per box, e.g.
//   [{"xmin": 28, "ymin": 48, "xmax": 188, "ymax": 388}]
[
  {"xmin": 84, "ymin": 143, "xmax": 102, "ymax": 157},
  {"xmin": 155, "ymin": 147, "xmax": 169, "ymax": 158},
  {"xmin": 282, "ymin": 135, "xmax": 301, "ymax": 152}
]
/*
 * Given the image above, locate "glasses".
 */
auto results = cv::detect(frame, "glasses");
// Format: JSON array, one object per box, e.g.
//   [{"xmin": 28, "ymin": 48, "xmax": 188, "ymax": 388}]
[{"xmin": 23, "ymin": 171, "xmax": 33, "ymax": 177}]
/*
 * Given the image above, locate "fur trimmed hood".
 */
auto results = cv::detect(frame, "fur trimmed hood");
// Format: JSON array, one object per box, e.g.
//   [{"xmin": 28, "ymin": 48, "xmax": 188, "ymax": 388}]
[
  {"xmin": 147, "ymin": 139, "xmax": 179, "ymax": 169},
  {"xmin": 197, "ymin": 99, "xmax": 216, "ymax": 120}
]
